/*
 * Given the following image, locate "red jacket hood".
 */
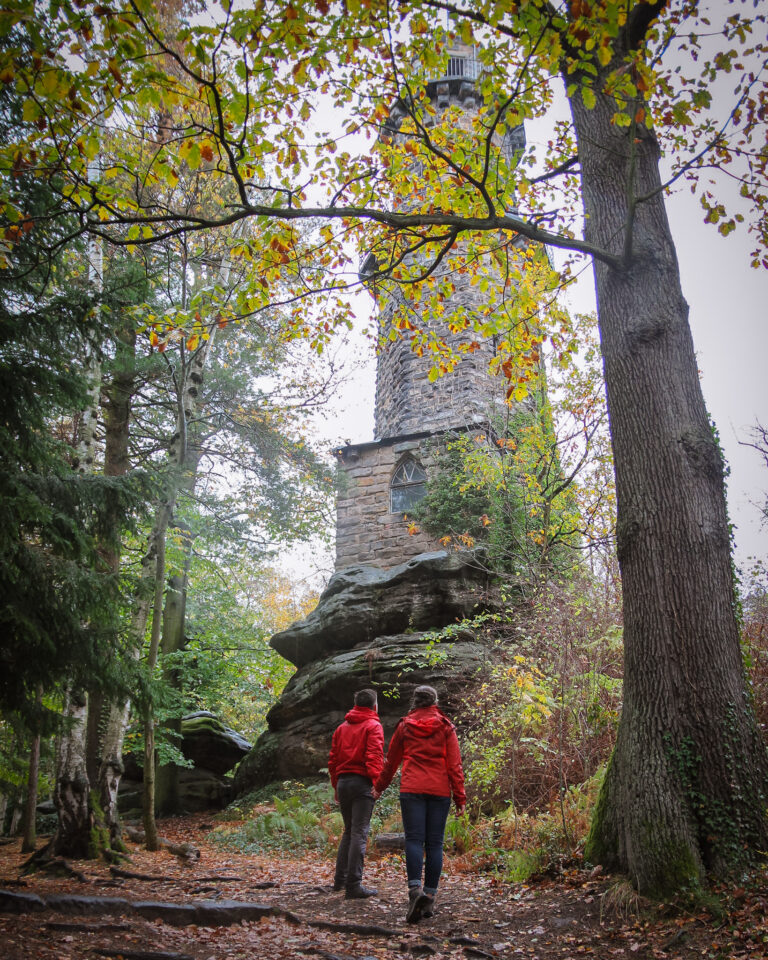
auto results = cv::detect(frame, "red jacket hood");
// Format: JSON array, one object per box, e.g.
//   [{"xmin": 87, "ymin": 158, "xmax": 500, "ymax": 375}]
[
  {"xmin": 344, "ymin": 705, "xmax": 379, "ymax": 724},
  {"xmin": 402, "ymin": 705, "xmax": 451, "ymax": 737}
]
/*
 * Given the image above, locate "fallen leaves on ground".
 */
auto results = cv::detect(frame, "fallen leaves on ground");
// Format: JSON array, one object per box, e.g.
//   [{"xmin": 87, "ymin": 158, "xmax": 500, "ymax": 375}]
[{"xmin": 0, "ymin": 813, "xmax": 766, "ymax": 960}]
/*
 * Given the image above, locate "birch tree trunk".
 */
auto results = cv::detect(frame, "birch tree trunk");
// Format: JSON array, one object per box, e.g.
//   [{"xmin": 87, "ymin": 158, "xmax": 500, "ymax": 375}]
[
  {"xmin": 155, "ymin": 458, "xmax": 200, "ymax": 816},
  {"xmin": 142, "ymin": 247, "xmax": 229, "ymax": 828},
  {"xmin": 142, "ymin": 500, "xmax": 171, "ymax": 851},
  {"xmin": 51, "ymin": 122, "xmax": 105, "ymax": 856},
  {"xmin": 570, "ymin": 58, "xmax": 768, "ymax": 895},
  {"xmin": 52, "ymin": 689, "xmax": 91, "ymax": 859}
]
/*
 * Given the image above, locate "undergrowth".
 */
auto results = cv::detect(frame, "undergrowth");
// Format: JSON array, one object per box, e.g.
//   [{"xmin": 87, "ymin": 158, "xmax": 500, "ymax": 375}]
[
  {"xmin": 209, "ymin": 781, "xmax": 340, "ymax": 855},
  {"xmin": 209, "ymin": 771, "xmax": 600, "ymax": 883}
]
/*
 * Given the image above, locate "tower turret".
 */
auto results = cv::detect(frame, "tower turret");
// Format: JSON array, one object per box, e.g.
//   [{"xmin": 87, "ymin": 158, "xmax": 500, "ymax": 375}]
[{"xmin": 335, "ymin": 43, "xmax": 531, "ymax": 570}]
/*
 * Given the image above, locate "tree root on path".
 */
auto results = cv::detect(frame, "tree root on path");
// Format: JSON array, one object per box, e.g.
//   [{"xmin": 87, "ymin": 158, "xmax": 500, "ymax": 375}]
[
  {"xmin": 298, "ymin": 946, "xmax": 368, "ymax": 960},
  {"xmin": 34, "ymin": 857, "xmax": 89, "ymax": 882},
  {"xmin": 94, "ymin": 950, "xmax": 193, "ymax": 960},
  {"xmin": 0, "ymin": 888, "xmax": 502, "ymax": 957},
  {"xmin": 123, "ymin": 828, "xmax": 200, "ymax": 863}
]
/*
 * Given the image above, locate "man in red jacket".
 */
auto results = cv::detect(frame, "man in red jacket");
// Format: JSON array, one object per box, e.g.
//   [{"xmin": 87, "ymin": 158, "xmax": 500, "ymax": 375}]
[{"xmin": 328, "ymin": 688, "xmax": 384, "ymax": 899}]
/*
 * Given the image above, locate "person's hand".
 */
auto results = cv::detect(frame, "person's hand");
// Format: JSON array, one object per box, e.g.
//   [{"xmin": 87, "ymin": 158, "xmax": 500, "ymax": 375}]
[
  {"xmin": 333, "ymin": 787, "xmax": 339, "ymax": 804},
  {"xmin": 372, "ymin": 788, "xmax": 381, "ymax": 800},
  {"xmin": 455, "ymin": 802, "xmax": 466, "ymax": 817}
]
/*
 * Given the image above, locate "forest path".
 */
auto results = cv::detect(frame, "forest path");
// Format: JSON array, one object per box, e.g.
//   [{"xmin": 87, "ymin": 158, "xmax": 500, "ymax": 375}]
[{"xmin": 0, "ymin": 813, "xmax": 765, "ymax": 960}]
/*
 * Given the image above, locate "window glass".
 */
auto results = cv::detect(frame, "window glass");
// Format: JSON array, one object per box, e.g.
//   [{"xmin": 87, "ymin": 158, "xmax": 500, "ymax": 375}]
[{"xmin": 391, "ymin": 459, "xmax": 427, "ymax": 513}]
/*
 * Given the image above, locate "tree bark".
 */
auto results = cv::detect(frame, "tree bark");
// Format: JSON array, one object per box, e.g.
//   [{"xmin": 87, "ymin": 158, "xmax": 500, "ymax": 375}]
[
  {"xmin": 20, "ymin": 688, "xmax": 43, "ymax": 853},
  {"xmin": 95, "ymin": 325, "xmax": 137, "ymax": 844},
  {"xmin": 52, "ymin": 688, "xmax": 92, "ymax": 859},
  {"xmin": 142, "ymin": 502, "xmax": 171, "ymax": 852},
  {"xmin": 570, "ymin": 62, "xmax": 768, "ymax": 895}
]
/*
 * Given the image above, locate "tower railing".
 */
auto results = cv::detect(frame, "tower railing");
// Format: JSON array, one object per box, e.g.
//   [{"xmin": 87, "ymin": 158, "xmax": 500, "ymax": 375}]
[{"xmin": 436, "ymin": 56, "xmax": 481, "ymax": 83}]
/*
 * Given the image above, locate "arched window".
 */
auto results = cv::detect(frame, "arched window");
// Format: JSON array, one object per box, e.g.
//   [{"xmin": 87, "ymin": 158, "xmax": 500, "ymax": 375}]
[{"xmin": 390, "ymin": 458, "xmax": 427, "ymax": 513}]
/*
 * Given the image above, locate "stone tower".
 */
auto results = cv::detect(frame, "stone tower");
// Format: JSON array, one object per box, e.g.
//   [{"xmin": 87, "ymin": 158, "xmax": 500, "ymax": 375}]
[
  {"xmin": 334, "ymin": 43, "xmax": 526, "ymax": 570},
  {"xmin": 234, "ymin": 46, "xmax": 528, "ymax": 791}
]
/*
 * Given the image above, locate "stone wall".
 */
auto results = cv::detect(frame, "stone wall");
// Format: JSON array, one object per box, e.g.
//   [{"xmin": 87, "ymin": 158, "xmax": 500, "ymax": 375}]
[
  {"xmin": 373, "ymin": 288, "xmax": 504, "ymax": 440},
  {"xmin": 334, "ymin": 432, "xmax": 441, "ymax": 570}
]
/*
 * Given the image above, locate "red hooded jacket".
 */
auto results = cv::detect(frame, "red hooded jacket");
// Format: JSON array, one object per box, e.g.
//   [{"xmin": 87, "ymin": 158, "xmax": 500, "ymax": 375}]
[
  {"xmin": 328, "ymin": 706, "xmax": 384, "ymax": 788},
  {"xmin": 374, "ymin": 706, "xmax": 466, "ymax": 805}
]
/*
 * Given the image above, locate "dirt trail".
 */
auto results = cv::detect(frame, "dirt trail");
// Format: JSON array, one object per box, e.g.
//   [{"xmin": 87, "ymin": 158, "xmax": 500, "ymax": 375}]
[{"xmin": 0, "ymin": 814, "xmax": 765, "ymax": 959}]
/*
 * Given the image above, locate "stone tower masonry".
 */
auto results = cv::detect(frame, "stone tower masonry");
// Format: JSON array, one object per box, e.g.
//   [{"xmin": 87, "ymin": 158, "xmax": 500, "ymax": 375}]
[{"xmin": 334, "ymin": 43, "xmax": 528, "ymax": 570}]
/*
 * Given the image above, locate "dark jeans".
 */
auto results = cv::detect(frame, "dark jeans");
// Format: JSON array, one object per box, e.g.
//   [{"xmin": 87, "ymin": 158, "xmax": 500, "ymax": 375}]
[
  {"xmin": 334, "ymin": 774, "xmax": 375, "ymax": 890},
  {"xmin": 399, "ymin": 792, "xmax": 452, "ymax": 895}
]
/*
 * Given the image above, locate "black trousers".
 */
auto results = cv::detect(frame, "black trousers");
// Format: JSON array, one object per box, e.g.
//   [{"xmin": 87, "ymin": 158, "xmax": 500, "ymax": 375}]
[{"xmin": 334, "ymin": 773, "xmax": 374, "ymax": 890}]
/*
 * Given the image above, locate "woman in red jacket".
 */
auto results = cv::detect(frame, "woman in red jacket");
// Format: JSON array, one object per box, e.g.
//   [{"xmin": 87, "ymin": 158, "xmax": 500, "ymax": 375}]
[{"xmin": 373, "ymin": 685, "xmax": 466, "ymax": 923}]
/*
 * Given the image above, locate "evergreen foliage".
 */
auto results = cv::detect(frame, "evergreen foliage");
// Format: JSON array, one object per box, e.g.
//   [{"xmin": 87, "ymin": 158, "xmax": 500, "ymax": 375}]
[{"xmin": 0, "ymin": 71, "xmax": 144, "ymax": 729}]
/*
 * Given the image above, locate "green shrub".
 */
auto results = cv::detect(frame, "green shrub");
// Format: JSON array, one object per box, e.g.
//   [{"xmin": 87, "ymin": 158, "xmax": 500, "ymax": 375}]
[{"xmin": 210, "ymin": 780, "xmax": 338, "ymax": 854}]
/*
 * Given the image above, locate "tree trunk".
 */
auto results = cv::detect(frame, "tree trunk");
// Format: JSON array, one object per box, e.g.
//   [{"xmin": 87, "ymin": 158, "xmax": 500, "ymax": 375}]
[
  {"xmin": 95, "ymin": 325, "xmax": 137, "ymax": 843},
  {"xmin": 52, "ymin": 689, "xmax": 92, "ymax": 859},
  {"xmin": 97, "ymin": 698, "xmax": 131, "ymax": 853},
  {"xmin": 154, "ymin": 573, "xmax": 187, "ymax": 816},
  {"xmin": 142, "ymin": 503, "xmax": 171, "ymax": 852},
  {"xmin": 570, "ymin": 69, "xmax": 768, "ymax": 895},
  {"xmin": 20, "ymin": 688, "xmax": 43, "ymax": 853},
  {"xmin": 55, "ymin": 208, "xmax": 103, "ymax": 855},
  {"xmin": 155, "ymin": 443, "xmax": 202, "ymax": 816}
]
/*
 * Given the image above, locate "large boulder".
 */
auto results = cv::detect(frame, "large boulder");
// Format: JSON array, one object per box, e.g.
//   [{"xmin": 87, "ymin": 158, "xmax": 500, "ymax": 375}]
[
  {"xmin": 123, "ymin": 712, "xmax": 251, "ymax": 783},
  {"xmin": 270, "ymin": 550, "xmax": 497, "ymax": 667},
  {"xmin": 234, "ymin": 550, "xmax": 501, "ymax": 795},
  {"xmin": 235, "ymin": 630, "xmax": 491, "ymax": 790},
  {"xmin": 179, "ymin": 711, "xmax": 252, "ymax": 776},
  {"xmin": 118, "ymin": 769, "xmax": 233, "ymax": 815}
]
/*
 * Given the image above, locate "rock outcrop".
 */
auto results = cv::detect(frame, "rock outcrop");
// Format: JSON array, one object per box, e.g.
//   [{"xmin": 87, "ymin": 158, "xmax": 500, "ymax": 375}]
[
  {"xmin": 234, "ymin": 550, "xmax": 500, "ymax": 794},
  {"xmin": 120, "ymin": 712, "xmax": 251, "ymax": 814},
  {"xmin": 179, "ymin": 711, "xmax": 252, "ymax": 776}
]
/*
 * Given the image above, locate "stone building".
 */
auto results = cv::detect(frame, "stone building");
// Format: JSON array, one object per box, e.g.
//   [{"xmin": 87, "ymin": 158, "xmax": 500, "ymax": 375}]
[{"xmin": 334, "ymin": 41, "xmax": 527, "ymax": 570}]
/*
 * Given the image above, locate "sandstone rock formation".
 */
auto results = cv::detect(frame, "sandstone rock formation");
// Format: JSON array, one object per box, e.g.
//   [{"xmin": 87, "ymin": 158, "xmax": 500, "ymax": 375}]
[
  {"xmin": 234, "ymin": 550, "xmax": 500, "ymax": 794},
  {"xmin": 119, "ymin": 712, "xmax": 251, "ymax": 814},
  {"xmin": 179, "ymin": 711, "xmax": 252, "ymax": 777}
]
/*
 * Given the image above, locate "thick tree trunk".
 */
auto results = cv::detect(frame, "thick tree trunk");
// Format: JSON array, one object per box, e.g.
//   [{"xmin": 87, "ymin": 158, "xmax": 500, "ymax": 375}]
[
  {"xmin": 52, "ymin": 689, "xmax": 92, "ymax": 859},
  {"xmin": 570, "ymin": 72, "xmax": 768, "ymax": 894}
]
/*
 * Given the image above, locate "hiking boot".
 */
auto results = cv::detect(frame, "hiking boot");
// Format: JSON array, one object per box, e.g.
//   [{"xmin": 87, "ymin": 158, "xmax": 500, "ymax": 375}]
[
  {"xmin": 421, "ymin": 897, "xmax": 435, "ymax": 918},
  {"xmin": 332, "ymin": 881, "xmax": 346, "ymax": 892},
  {"xmin": 345, "ymin": 885, "xmax": 377, "ymax": 899},
  {"xmin": 406, "ymin": 892, "xmax": 433, "ymax": 924}
]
